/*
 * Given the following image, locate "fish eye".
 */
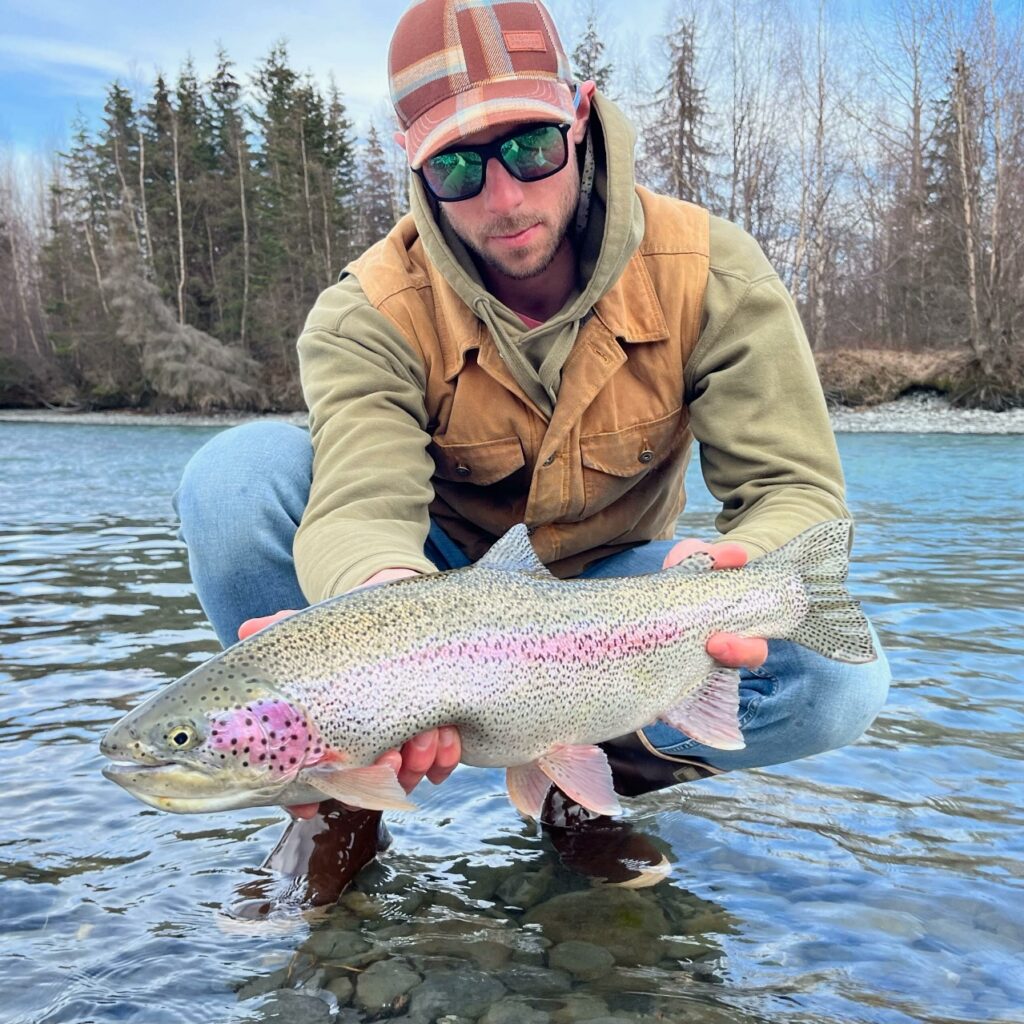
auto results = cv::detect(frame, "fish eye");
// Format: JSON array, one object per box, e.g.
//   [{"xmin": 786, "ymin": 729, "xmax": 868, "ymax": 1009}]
[{"xmin": 166, "ymin": 725, "xmax": 199, "ymax": 749}]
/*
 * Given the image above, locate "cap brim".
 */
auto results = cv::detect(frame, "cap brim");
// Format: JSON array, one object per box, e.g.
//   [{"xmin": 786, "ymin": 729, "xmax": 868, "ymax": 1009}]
[{"xmin": 406, "ymin": 78, "xmax": 575, "ymax": 169}]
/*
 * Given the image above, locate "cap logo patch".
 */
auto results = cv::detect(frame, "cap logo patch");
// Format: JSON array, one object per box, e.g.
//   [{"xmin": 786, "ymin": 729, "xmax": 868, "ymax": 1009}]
[{"xmin": 503, "ymin": 30, "xmax": 546, "ymax": 52}]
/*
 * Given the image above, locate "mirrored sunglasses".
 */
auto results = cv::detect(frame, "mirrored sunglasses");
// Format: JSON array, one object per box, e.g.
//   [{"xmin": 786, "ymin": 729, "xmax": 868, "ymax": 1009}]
[{"xmin": 418, "ymin": 122, "xmax": 573, "ymax": 202}]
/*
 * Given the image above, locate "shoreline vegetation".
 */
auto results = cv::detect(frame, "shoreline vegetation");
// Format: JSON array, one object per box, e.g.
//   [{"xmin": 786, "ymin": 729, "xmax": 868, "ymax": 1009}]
[{"xmin": 4, "ymin": 347, "xmax": 1023, "ymax": 433}]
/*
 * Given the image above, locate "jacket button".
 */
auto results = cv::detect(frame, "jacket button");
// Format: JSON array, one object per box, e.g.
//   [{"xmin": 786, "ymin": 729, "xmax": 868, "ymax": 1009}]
[
  {"xmin": 455, "ymin": 464, "xmax": 471, "ymax": 477},
  {"xmin": 638, "ymin": 449, "xmax": 655, "ymax": 464},
  {"xmin": 542, "ymin": 454, "xmax": 556, "ymax": 467}
]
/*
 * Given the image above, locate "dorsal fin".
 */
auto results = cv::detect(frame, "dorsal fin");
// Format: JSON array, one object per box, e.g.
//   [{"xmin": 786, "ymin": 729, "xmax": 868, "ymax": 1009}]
[{"xmin": 475, "ymin": 524, "xmax": 555, "ymax": 577}]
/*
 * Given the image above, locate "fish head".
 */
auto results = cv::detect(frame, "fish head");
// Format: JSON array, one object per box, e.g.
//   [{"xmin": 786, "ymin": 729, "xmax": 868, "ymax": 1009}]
[{"xmin": 100, "ymin": 654, "xmax": 328, "ymax": 813}]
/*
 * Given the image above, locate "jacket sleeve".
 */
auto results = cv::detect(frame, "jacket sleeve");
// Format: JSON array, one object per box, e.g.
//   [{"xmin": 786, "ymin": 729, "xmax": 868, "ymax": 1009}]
[
  {"xmin": 684, "ymin": 217, "xmax": 849, "ymax": 557},
  {"xmin": 294, "ymin": 275, "xmax": 439, "ymax": 602}
]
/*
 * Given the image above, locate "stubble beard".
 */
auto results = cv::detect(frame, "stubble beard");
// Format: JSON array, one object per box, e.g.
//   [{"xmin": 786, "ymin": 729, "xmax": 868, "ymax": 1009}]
[{"xmin": 441, "ymin": 176, "xmax": 580, "ymax": 282}]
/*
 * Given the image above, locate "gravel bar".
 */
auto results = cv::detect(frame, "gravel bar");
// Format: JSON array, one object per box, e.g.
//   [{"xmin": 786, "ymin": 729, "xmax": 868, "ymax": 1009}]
[{"xmin": 2, "ymin": 392, "xmax": 1022, "ymax": 433}]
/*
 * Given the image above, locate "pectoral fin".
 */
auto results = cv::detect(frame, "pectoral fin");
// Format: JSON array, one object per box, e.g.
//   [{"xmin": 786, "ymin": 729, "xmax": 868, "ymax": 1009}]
[
  {"xmin": 659, "ymin": 668, "xmax": 745, "ymax": 750},
  {"xmin": 303, "ymin": 764, "xmax": 416, "ymax": 811}
]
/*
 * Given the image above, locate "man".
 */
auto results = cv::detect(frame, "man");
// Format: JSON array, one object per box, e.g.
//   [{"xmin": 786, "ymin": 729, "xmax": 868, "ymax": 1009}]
[{"xmin": 176, "ymin": 0, "xmax": 890, "ymax": 898}]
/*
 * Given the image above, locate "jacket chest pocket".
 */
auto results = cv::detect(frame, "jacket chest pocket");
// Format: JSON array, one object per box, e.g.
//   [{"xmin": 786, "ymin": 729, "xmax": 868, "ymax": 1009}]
[
  {"xmin": 579, "ymin": 407, "xmax": 686, "ymax": 518},
  {"xmin": 429, "ymin": 434, "xmax": 527, "ymax": 486}
]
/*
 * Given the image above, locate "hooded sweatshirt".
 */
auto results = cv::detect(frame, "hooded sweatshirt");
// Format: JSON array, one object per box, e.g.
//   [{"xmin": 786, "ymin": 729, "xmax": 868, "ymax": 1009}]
[{"xmin": 294, "ymin": 93, "xmax": 846, "ymax": 603}]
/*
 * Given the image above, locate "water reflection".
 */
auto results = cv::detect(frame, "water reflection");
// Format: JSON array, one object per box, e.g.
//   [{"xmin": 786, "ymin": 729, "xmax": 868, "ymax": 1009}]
[{"xmin": 1, "ymin": 424, "xmax": 1023, "ymax": 1024}]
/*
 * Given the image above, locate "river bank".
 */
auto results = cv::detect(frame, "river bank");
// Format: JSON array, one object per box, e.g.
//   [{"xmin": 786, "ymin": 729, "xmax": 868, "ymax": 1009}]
[{"xmin": 2, "ymin": 391, "xmax": 1023, "ymax": 433}]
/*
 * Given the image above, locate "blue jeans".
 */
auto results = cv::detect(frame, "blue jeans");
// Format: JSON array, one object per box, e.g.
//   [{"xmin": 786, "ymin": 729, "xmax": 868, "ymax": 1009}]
[{"xmin": 174, "ymin": 421, "xmax": 890, "ymax": 774}]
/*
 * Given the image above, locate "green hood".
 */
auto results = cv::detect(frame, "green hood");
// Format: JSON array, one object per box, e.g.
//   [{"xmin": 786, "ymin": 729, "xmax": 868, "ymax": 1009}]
[{"xmin": 410, "ymin": 92, "xmax": 645, "ymax": 419}]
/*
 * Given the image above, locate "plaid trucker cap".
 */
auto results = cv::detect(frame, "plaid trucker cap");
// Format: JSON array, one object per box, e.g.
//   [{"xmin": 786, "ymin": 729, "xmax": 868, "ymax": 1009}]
[{"xmin": 389, "ymin": 0, "xmax": 577, "ymax": 169}]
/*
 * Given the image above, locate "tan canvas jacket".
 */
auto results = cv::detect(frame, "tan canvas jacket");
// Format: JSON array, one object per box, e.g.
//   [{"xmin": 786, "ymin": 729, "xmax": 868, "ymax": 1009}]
[
  {"xmin": 294, "ymin": 94, "xmax": 846, "ymax": 602},
  {"xmin": 344, "ymin": 188, "xmax": 709, "ymax": 576}
]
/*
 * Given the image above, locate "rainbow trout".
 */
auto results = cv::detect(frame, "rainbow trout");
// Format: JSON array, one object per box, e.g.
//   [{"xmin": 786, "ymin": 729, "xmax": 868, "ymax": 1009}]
[{"xmin": 101, "ymin": 519, "xmax": 876, "ymax": 819}]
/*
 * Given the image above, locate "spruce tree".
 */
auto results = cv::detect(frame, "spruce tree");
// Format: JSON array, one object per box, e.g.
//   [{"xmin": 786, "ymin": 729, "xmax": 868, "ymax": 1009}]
[
  {"xmin": 641, "ymin": 13, "xmax": 716, "ymax": 205},
  {"xmin": 571, "ymin": 3, "xmax": 614, "ymax": 94},
  {"xmin": 354, "ymin": 122, "xmax": 400, "ymax": 252}
]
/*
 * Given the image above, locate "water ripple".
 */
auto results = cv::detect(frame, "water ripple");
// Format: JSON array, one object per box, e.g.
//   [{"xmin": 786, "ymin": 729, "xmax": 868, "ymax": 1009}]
[{"xmin": 1, "ymin": 424, "xmax": 1022, "ymax": 1024}]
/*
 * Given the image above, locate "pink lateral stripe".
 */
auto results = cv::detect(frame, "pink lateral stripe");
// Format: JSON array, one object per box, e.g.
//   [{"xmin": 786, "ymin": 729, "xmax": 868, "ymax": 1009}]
[{"xmin": 389, "ymin": 617, "xmax": 692, "ymax": 671}]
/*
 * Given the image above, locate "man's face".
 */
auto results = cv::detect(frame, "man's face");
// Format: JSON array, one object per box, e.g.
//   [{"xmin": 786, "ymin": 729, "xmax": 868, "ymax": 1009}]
[{"xmin": 436, "ymin": 121, "xmax": 582, "ymax": 282}]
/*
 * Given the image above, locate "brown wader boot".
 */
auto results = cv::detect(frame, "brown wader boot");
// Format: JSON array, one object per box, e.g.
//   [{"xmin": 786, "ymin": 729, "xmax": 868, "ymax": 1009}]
[
  {"xmin": 541, "ymin": 731, "xmax": 723, "ymax": 888},
  {"xmin": 230, "ymin": 800, "xmax": 391, "ymax": 915}
]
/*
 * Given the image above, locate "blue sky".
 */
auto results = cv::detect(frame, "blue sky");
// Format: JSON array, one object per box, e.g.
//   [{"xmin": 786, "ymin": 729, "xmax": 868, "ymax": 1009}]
[{"xmin": 0, "ymin": 0, "xmax": 673, "ymax": 157}]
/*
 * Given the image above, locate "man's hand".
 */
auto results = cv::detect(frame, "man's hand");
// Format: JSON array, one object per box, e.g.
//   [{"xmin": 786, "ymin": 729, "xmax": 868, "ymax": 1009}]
[
  {"xmin": 662, "ymin": 538, "xmax": 768, "ymax": 670},
  {"xmin": 236, "ymin": 566, "xmax": 461, "ymax": 821}
]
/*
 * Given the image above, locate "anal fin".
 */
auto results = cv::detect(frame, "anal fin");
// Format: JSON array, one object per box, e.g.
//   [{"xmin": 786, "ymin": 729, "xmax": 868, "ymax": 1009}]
[{"xmin": 659, "ymin": 668, "xmax": 745, "ymax": 750}]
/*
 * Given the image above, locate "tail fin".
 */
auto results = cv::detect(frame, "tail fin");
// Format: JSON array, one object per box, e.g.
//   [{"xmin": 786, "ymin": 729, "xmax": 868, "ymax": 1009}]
[{"xmin": 758, "ymin": 519, "xmax": 877, "ymax": 664}]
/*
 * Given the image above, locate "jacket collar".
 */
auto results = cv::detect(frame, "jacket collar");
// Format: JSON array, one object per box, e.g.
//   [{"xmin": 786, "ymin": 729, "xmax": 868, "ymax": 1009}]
[{"xmin": 428, "ymin": 232, "xmax": 668, "ymax": 384}]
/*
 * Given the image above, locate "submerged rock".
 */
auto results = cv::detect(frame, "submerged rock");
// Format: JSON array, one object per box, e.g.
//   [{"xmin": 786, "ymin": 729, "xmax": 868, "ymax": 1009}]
[
  {"xmin": 523, "ymin": 889, "xmax": 669, "ymax": 966},
  {"xmin": 498, "ymin": 962, "xmax": 573, "ymax": 996},
  {"xmin": 548, "ymin": 940, "xmax": 615, "ymax": 980},
  {"xmin": 408, "ymin": 967, "xmax": 508, "ymax": 1020},
  {"xmin": 325, "ymin": 974, "xmax": 353, "ymax": 1004},
  {"xmin": 245, "ymin": 989, "xmax": 332, "ymax": 1023},
  {"xmin": 495, "ymin": 867, "xmax": 553, "ymax": 908},
  {"xmin": 480, "ymin": 997, "xmax": 553, "ymax": 1024},
  {"xmin": 549, "ymin": 992, "xmax": 612, "ymax": 1022},
  {"xmin": 354, "ymin": 958, "xmax": 422, "ymax": 1016},
  {"xmin": 305, "ymin": 928, "xmax": 373, "ymax": 963}
]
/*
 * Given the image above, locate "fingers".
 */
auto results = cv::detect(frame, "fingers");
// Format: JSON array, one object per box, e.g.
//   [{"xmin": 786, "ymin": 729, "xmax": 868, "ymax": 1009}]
[
  {"xmin": 237, "ymin": 609, "xmax": 300, "ymax": 641},
  {"xmin": 397, "ymin": 731, "xmax": 439, "ymax": 793},
  {"xmin": 662, "ymin": 539, "xmax": 749, "ymax": 571},
  {"xmin": 373, "ymin": 728, "xmax": 461, "ymax": 794},
  {"xmin": 425, "ymin": 726, "xmax": 461, "ymax": 785},
  {"xmin": 704, "ymin": 542, "xmax": 749, "ymax": 569},
  {"xmin": 662, "ymin": 537, "xmax": 709, "ymax": 569},
  {"xmin": 706, "ymin": 631, "xmax": 768, "ymax": 670}
]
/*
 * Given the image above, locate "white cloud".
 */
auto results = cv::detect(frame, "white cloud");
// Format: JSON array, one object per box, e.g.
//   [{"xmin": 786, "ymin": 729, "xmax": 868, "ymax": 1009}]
[{"xmin": 0, "ymin": 33, "xmax": 137, "ymax": 79}]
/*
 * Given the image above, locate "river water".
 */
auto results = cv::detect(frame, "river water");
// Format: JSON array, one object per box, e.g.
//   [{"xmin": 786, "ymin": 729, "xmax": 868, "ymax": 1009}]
[{"xmin": 1, "ymin": 423, "xmax": 1021, "ymax": 1024}]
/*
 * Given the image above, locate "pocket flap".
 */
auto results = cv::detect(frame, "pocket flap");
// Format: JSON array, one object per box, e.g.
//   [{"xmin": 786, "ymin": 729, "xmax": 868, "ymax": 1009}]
[
  {"xmin": 580, "ymin": 408, "xmax": 684, "ymax": 478},
  {"xmin": 430, "ymin": 435, "xmax": 526, "ymax": 486}
]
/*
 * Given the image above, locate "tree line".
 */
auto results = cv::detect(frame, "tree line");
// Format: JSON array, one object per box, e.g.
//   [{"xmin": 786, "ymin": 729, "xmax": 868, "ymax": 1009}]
[
  {"xmin": 1, "ymin": 0, "xmax": 1021, "ymax": 411},
  {"xmin": 0, "ymin": 45, "xmax": 405, "ymax": 411}
]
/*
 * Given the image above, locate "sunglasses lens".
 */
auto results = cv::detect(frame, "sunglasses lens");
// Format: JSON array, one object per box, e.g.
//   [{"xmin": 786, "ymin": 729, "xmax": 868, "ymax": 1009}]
[
  {"xmin": 501, "ymin": 125, "xmax": 567, "ymax": 181},
  {"xmin": 422, "ymin": 150, "xmax": 484, "ymax": 201}
]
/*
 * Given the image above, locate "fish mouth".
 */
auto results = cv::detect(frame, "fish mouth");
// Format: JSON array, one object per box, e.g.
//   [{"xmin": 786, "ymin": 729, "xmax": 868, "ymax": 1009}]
[{"xmin": 102, "ymin": 761, "xmax": 286, "ymax": 814}]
